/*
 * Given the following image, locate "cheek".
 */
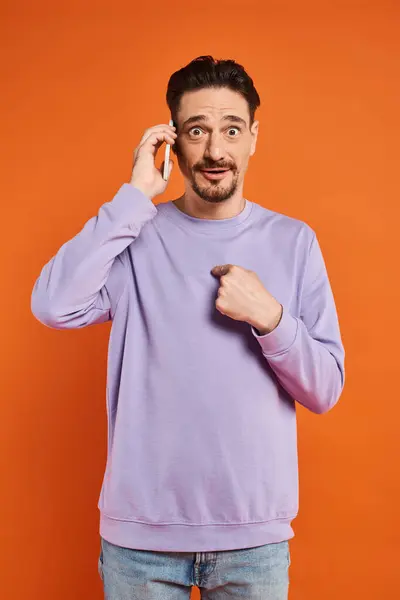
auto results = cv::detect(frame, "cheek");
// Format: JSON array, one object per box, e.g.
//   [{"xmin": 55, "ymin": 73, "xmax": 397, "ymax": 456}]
[
  {"xmin": 172, "ymin": 139, "xmax": 183, "ymax": 158},
  {"xmin": 176, "ymin": 143, "xmax": 202, "ymax": 170},
  {"xmin": 236, "ymin": 154, "xmax": 250, "ymax": 174}
]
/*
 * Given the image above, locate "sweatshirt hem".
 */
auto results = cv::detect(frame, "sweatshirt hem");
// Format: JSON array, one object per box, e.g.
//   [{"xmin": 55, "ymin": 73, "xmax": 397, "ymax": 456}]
[{"xmin": 99, "ymin": 512, "xmax": 296, "ymax": 552}]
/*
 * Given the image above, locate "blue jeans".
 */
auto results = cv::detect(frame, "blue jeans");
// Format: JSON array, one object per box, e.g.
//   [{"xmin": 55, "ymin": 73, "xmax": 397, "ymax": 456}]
[{"xmin": 98, "ymin": 536, "xmax": 290, "ymax": 599}]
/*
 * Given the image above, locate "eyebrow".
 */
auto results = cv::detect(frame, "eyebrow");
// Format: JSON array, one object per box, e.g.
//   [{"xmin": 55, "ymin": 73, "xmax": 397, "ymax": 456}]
[{"xmin": 181, "ymin": 114, "xmax": 248, "ymax": 129}]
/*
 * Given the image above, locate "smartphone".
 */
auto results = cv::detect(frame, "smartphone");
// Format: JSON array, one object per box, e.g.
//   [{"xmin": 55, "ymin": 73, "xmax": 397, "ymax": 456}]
[{"xmin": 163, "ymin": 119, "xmax": 175, "ymax": 181}]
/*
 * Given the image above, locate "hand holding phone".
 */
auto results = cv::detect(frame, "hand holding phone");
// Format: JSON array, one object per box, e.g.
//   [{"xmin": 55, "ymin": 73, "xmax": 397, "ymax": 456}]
[{"xmin": 129, "ymin": 121, "xmax": 176, "ymax": 200}]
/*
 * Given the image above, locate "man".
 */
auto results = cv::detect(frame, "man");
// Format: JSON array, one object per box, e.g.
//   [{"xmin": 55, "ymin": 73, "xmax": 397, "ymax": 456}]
[{"xmin": 31, "ymin": 55, "xmax": 345, "ymax": 599}]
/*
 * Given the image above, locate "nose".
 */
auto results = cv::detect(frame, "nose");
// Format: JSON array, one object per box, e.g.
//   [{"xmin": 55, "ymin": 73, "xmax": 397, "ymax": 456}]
[{"xmin": 204, "ymin": 132, "xmax": 225, "ymax": 162}]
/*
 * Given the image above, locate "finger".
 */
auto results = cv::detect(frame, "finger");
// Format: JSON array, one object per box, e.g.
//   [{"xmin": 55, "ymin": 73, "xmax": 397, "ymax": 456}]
[
  {"xmin": 211, "ymin": 264, "xmax": 232, "ymax": 277},
  {"xmin": 136, "ymin": 131, "xmax": 176, "ymax": 160},
  {"xmin": 141, "ymin": 125, "xmax": 177, "ymax": 145},
  {"xmin": 145, "ymin": 123, "xmax": 177, "ymax": 133},
  {"xmin": 142, "ymin": 130, "xmax": 176, "ymax": 150}
]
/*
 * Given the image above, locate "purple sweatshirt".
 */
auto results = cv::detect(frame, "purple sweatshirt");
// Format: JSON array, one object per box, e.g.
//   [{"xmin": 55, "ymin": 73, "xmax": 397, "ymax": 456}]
[{"xmin": 31, "ymin": 183, "xmax": 345, "ymax": 552}]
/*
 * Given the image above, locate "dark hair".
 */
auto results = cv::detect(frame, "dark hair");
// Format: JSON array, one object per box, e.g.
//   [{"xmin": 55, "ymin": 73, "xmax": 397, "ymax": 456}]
[{"xmin": 166, "ymin": 55, "xmax": 261, "ymax": 128}]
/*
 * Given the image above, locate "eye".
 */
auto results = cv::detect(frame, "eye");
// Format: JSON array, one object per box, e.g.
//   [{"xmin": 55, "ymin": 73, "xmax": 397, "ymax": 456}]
[
  {"xmin": 187, "ymin": 126, "xmax": 241, "ymax": 138},
  {"xmin": 227, "ymin": 127, "xmax": 240, "ymax": 136},
  {"xmin": 188, "ymin": 127, "xmax": 203, "ymax": 137}
]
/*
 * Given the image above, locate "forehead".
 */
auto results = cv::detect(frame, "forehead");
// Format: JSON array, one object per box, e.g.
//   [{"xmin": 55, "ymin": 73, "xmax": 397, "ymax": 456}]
[{"xmin": 177, "ymin": 87, "xmax": 249, "ymax": 124}]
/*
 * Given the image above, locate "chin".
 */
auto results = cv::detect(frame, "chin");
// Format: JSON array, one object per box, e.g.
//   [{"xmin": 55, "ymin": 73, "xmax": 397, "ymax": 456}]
[
  {"xmin": 191, "ymin": 173, "xmax": 238, "ymax": 203},
  {"xmin": 194, "ymin": 185, "xmax": 237, "ymax": 203}
]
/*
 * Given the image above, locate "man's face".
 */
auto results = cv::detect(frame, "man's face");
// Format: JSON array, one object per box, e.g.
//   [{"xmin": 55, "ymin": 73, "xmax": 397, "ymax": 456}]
[{"xmin": 173, "ymin": 87, "xmax": 259, "ymax": 203}]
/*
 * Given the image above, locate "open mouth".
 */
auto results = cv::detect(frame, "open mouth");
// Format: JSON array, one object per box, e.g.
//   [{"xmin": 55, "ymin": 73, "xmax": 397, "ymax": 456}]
[{"xmin": 200, "ymin": 169, "xmax": 231, "ymax": 180}]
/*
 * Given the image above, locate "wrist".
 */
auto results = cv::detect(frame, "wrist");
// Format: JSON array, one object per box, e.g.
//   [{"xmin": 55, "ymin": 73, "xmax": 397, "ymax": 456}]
[
  {"xmin": 129, "ymin": 180, "xmax": 154, "ymax": 200},
  {"xmin": 251, "ymin": 304, "xmax": 283, "ymax": 335}
]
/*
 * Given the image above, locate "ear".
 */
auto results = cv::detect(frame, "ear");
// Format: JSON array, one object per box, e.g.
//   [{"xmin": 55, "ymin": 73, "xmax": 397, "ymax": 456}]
[{"xmin": 249, "ymin": 120, "xmax": 259, "ymax": 157}]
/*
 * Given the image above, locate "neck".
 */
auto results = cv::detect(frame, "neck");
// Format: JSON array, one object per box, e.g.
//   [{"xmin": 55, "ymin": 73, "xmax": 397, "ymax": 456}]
[{"xmin": 173, "ymin": 187, "xmax": 246, "ymax": 221}]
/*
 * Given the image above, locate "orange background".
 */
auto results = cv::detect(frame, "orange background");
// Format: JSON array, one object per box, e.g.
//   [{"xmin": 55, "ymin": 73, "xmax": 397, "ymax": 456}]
[{"xmin": 2, "ymin": 1, "xmax": 399, "ymax": 598}]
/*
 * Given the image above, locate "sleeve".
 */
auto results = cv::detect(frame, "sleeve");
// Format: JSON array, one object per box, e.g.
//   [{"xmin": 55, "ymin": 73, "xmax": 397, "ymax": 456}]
[
  {"xmin": 251, "ymin": 230, "xmax": 345, "ymax": 414},
  {"xmin": 31, "ymin": 183, "xmax": 157, "ymax": 330}
]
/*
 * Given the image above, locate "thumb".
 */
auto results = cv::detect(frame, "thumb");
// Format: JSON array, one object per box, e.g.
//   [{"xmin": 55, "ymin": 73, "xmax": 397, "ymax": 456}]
[{"xmin": 211, "ymin": 264, "xmax": 230, "ymax": 277}]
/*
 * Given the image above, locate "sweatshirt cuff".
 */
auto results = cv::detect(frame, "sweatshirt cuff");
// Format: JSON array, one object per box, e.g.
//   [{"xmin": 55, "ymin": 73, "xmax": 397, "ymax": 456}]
[
  {"xmin": 111, "ymin": 183, "xmax": 158, "ymax": 225},
  {"xmin": 251, "ymin": 305, "xmax": 298, "ymax": 356}
]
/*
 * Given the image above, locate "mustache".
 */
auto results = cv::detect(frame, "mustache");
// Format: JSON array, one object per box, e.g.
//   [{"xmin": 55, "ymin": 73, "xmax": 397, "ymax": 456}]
[{"xmin": 195, "ymin": 164, "xmax": 234, "ymax": 170}]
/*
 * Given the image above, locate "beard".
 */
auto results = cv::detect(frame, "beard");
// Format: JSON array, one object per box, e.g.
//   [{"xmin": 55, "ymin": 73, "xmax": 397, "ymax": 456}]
[
  {"xmin": 190, "ymin": 168, "xmax": 239, "ymax": 203},
  {"xmin": 173, "ymin": 145, "xmax": 240, "ymax": 203}
]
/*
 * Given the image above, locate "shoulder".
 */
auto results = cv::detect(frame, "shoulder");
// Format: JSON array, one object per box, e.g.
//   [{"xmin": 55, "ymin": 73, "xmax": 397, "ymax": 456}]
[{"xmin": 250, "ymin": 201, "xmax": 316, "ymax": 247}]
